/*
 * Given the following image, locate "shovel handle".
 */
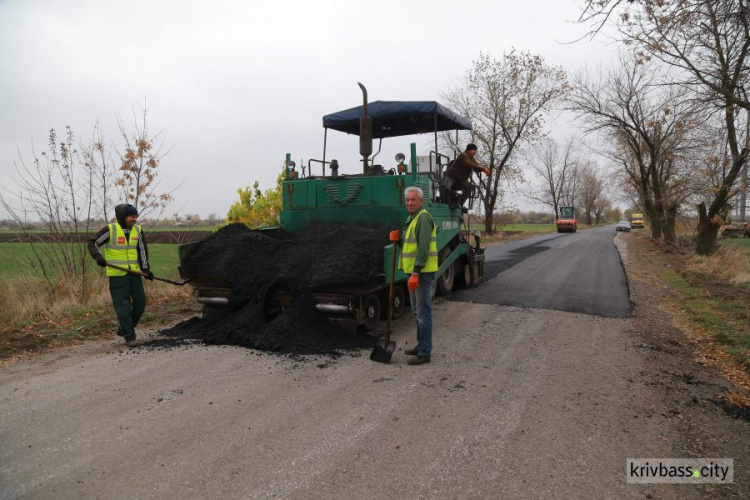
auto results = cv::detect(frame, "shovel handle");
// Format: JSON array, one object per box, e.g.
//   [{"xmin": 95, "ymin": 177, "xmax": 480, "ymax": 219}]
[
  {"xmin": 385, "ymin": 239, "xmax": 398, "ymax": 340},
  {"xmin": 106, "ymin": 263, "xmax": 148, "ymax": 277},
  {"xmin": 105, "ymin": 263, "xmax": 191, "ymax": 286}
]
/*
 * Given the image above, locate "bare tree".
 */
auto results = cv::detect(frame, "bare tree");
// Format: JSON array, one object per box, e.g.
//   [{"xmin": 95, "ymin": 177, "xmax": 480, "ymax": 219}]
[
  {"xmin": 568, "ymin": 55, "xmax": 702, "ymax": 244},
  {"xmin": 117, "ymin": 99, "xmax": 174, "ymax": 221},
  {"xmin": 579, "ymin": 0, "xmax": 750, "ymax": 253},
  {"xmin": 82, "ymin": 122, "xmax": 117, "ymax": 223},
  {"xmin": 442, "ymin": 50, "xmax": 570, "ymax": 233},
  {"xmin": 577, "ymin": 160, "xmax": 607, "ymax": 225},
  {"xmin": 0, "ymin": 107, "xmax": 175, "ymax": 304},
  {"xmin": 527, "ymin": 137, "xmax": 579, "ymax": 219},
  {"xmin": 593, "ymin": 177, "xmax": 614, "ymax": 225},
  {"xmin": 0, "ymin": 128, "xmax": 95, "ymax": 298}
]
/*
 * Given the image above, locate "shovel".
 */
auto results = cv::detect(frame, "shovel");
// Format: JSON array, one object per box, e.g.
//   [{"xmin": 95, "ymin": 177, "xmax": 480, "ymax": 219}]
[
  {"xmin": 370, "ymin": 239, "xmax": 398, "ymax": 363},
  {"xmin": 105, "ymin": 263, "xmax": 192, "ymax": 286}
]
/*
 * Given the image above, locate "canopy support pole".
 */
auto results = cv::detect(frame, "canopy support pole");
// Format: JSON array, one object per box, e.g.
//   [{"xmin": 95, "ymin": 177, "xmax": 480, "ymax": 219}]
[{"xmin": 322, "ymin": 128, "xmax": 328, "ymax": 177}]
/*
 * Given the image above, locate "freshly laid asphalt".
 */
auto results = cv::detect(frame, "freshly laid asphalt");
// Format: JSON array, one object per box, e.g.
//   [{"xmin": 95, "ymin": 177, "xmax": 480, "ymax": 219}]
[{"xmin": 452, "ymin": 225, "xmax": 632, "ymax": 317}]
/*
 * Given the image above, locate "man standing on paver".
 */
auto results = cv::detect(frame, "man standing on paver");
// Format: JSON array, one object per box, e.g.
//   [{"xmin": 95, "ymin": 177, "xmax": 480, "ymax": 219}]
[
  {"xmin": 392, "ymin": 186, "xmax": 438, "ymax": 365},
  {"xmin": 88, "ymin": 204, "xmax": 153, "ymax": 346},
  {"xmin": 444, "ymin": 143, "xmax": 490, "ymax": 209}
]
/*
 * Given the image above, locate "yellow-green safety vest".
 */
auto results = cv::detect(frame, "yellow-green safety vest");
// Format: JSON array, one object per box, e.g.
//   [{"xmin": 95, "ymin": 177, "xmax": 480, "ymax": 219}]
[
  {"xmin": 104, "ymin": 223, "xmax": 142, "ymax": 277},
  {"xmin": 399, "ymin": 209, "xmax": 438, "ymax": 273}
]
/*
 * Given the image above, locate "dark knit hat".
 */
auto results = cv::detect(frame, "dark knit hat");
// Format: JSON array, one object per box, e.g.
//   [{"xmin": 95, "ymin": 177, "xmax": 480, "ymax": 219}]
[
  {"xmin": 124, "ymin": 205, "xmax": 138, "ymax": 217},
  {"xmin": 466, "ymin": 143, "xmax": 478, "ymax": 151}
]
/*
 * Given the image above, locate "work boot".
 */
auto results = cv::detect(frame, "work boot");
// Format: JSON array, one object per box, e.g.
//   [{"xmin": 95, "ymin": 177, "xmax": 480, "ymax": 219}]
[
  {"xmin": 124, "ymin": 335, "xmax": 137, "ymax": 347},
  {"xmin": 404, "ymin": 347, "xmax": 419, "ymax": 356},
  {"xmin": 408, "ymin": 355, "xmax": 431, "ymax": 365}
]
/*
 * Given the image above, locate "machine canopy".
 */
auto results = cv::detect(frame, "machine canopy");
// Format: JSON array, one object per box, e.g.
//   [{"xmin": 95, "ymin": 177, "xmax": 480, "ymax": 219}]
[{"xmin": 322, "ymin": 101, "xmax": 472, "ymax": 139}]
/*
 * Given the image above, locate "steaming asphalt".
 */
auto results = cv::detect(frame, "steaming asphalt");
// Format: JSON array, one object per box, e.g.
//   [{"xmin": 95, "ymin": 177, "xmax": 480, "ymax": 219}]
[
  {"xmin": 0, "ymin": 227, "xmax": 679, "ymax": 500},
  {"xmin": 452, "ymin": 225, "xmax": 632, "ymax": 317}
]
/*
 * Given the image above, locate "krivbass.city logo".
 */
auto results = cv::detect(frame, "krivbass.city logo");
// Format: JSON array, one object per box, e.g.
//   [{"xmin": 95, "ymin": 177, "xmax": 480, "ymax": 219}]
[{"xmin": 627, "ymin": 458, "xmax": 733, "ymax": 484}]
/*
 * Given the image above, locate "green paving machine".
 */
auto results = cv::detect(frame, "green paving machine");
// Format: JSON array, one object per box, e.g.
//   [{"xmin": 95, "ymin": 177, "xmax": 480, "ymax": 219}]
[{"xmin": 180, "ymin": 84, "xmax": 485, "ymax": 331}]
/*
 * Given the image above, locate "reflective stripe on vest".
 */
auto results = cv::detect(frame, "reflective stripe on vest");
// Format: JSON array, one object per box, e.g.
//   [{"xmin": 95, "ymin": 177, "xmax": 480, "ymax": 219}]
[
  {"xmin": 104, "ymin": 223, "xmax": 141, "ymax": 277},
  {"xmin": 399, "ymin": 209, "xmax": 438, "ymax": 273}
]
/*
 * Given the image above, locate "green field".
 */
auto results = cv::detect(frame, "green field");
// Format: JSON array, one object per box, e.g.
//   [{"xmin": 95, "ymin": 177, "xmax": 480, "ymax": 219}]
[
  {"xmin": 0, "ymin": 243, "xmax": 181, "ymax": 279},
  {"xmin": 724, "ymin": 238, "xmax": 750, "ymax": 251}
]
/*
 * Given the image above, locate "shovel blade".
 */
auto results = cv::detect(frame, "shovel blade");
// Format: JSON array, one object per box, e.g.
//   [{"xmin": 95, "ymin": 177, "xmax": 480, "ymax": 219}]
[{"xmin": 370, "ymin": 339, "xmax": 396, "ymax": 363}]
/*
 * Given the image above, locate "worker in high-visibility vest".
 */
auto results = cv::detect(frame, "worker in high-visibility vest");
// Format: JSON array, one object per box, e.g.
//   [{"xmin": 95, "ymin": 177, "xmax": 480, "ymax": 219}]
[
  {"xmin": 87, "ymin": 204, "xmax": 153, "ymax": 346},
  {"xmin": 390, "ymin": 186, "xmax": 438, "ymax": 365}
]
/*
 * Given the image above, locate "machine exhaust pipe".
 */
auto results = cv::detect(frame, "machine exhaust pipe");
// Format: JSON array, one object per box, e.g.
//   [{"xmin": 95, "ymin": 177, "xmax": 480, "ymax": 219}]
[{"xmin": 358, "ymin": 82, "xmax": 373, "ymax": 173}]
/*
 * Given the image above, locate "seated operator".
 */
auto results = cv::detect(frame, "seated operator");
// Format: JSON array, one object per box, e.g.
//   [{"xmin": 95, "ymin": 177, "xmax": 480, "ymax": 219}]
[{"xmin": 444, "ymin": 143, "xmax": 490, "ymax": 208}]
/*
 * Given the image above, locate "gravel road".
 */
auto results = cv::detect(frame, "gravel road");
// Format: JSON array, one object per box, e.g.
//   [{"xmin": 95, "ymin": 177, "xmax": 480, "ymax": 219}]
[{"xmin": 0, "ymin": 229, "xmax": 745, "ymax": 499}]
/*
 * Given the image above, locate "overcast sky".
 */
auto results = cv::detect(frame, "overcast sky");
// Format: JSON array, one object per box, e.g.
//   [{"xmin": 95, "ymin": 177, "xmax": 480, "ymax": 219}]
[{"xmin": 0, "ymin": 0, "xmax": 619, "ymax": 219}]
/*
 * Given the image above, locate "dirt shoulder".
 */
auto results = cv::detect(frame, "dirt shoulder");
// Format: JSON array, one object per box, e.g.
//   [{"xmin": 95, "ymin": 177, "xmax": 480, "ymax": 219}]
[
  {"xmin": 0, "ymin": 296, "xmax": 200, "ymax": 367},
  {"xmin": 614, "ymin": 232, "xmax": 749, "ymax": 483}
]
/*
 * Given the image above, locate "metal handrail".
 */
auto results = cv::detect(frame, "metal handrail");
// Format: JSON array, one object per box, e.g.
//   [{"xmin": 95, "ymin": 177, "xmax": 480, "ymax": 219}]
[{"xmin": 308, "ymin": 159, "xmax": 332, "ymax": 177}]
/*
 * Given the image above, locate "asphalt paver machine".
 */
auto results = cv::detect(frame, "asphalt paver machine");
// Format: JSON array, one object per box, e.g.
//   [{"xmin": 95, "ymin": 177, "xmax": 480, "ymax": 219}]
[{"xmin": 179, "ymin": 84, "xmax": 485, "ymax": 331}]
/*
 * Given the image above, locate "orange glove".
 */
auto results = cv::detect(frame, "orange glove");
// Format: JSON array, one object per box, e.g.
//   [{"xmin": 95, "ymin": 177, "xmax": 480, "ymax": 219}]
[
  {"xmin": 408, "ymin": 274, "xmax": 420, "ymax": 292},
  {"xmin": 389, "ymin": 229, "xmax": 400, "ymax": 242},
  {"xmin": 483, "ymin": 167, "xmax": 491, "ymax": 175}
]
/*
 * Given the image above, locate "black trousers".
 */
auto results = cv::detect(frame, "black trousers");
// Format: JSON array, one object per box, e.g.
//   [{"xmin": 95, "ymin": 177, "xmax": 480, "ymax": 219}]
[
  {"xmin": 445, "ymin": 176, "xmax": 472, "ymax": 207},
  {"xmin": 108, "ymin": 274, "xmax": 146, "ymax": 338}
]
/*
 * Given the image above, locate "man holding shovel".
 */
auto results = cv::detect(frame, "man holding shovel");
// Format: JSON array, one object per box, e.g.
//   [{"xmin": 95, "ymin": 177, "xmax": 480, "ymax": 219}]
[
  {"xmin": 395, "ymin": 186, "xmax": 438, "ymax": 365},
  {"xmin": 88, "ymin": 204, "xmax": 153, "ymax": 346}
]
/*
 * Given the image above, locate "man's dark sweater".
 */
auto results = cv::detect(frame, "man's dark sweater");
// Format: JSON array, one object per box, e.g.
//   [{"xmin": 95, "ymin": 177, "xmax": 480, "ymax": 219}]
[{"xmin": 446, "ymin": 151, "xmax": 485, "ymax": 182}]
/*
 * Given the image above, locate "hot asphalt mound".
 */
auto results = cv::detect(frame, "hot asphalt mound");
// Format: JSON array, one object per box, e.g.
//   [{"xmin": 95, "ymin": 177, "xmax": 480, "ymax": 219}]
[
  {"xmin": 181, "ymin": 223, "xmax": 389, "ymax": 295},
  {"xmin": 157, "ymin": 223, "xmax": 392, "ymax": 356}
]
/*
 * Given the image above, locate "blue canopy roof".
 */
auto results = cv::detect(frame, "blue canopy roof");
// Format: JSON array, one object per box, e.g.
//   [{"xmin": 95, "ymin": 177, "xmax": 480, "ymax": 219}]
[{"xmin": 322, "ymin": 100, "xmax": 472, "ymax": 138}]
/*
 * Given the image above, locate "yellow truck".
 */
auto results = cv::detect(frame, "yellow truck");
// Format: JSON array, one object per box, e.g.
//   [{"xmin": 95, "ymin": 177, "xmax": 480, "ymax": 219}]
[{"xmin": 631, "ymin": 213, "xmax": 645, "ymax": 228}]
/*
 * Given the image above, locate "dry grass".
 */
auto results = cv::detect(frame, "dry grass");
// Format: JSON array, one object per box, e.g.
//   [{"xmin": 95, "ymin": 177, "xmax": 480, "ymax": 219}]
[
  {"xmin": 1, "ymin": 274, "xmax": 192, "ymax": 326},
  {"xmin": 0, "ymin": 274, "xmax": 195, "ymax": 360},
  {"xmin": 1, "ymin": 276, "xmax": 106, "ymax": 326},
  {"xmin": 687, "ymin": 244, "xmax": 750, "ymax": 285}
]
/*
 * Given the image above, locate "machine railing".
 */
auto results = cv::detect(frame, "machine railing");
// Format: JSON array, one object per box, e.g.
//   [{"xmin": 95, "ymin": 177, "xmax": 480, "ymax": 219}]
[
  {"xmin": 428, "ymin": 151, "xmax": 452, "ymax": 203},
  {"xmin": 308, "ymin": 158, "xmax": 334, "ymax": 177}
]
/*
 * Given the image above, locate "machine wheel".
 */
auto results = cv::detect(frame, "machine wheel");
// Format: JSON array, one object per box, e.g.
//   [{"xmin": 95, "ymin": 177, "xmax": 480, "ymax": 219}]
[
  {"xmin": 361, "ymin": 294, "xmax": 381, "ymax": 332},
  {"xmin": 381, "ymin": 284, "xmax": 405, "ymax": 320},
  {"xmin": 436, "ymin": 248, "xmax": 456, "ymax": 296},
  {"xmin": 264, "ymin": 280, "xmax": 291, "ymax": 318},
  {"xmin": 436, "ymin": 261, "xmax": 456, "ymax": 296},
  {"xmin": 453, "ymin": 259, "xmax": 467, "ymax": 289},
  {"xmin": 461, "ymin": 260, "xmax": 478, "ymax": 289}
]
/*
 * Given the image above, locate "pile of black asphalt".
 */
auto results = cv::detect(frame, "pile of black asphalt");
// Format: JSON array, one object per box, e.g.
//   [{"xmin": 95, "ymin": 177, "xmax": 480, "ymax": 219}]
[{"xmin": 157, "ymin": 223, "xmax": 392, "ymax": 356}]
